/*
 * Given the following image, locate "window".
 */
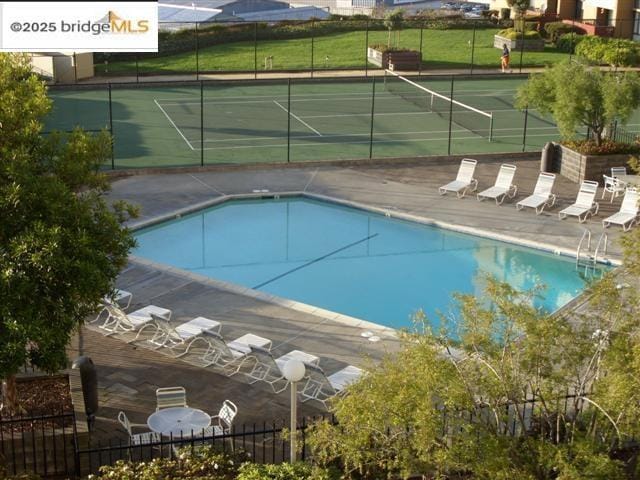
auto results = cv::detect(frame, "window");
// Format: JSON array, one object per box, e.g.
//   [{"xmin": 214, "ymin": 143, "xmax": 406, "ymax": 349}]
[{"xmin": 635, "ymin": 11, "xmax": 640, "ymax": 34}]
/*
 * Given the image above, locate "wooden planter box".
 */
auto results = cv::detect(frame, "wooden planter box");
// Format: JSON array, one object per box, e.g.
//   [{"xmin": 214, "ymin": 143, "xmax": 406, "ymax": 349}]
[
  {"xmin": 551, "ymin": 143, "xmax": 631, "ymax": 184},
  {"xmin": 494, "ymin": 34, "xmax": 545, "ymax": 52},
  {"xmin": 367, "ymin": 47, "xmax": 421, "ymax": 70}
]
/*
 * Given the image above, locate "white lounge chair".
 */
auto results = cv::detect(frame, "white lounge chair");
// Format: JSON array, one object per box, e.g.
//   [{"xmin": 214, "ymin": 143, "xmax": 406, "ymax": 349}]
[
  {"xmin": 602, "ymin": 175, "xmax": 626, "ymax": 203},
  {"xmin": 156, "ymin": 386, "xmax": 187, "ymax": 411},
  {"xmin": 92, "ymin": 289, "xmax": 132, "ymax": 323},
  {"xmin": 98, "ymin": 303, "xmax": 172, "ymax": 342},
  {"xmin": 439, "ymin": 159, "xmax": 478, "ymax": 198},
  {"xmin": 558, "ymin": 180, "xmax": 599, "ymax": 223},
  {"xmin": 476, "ymin": 164, "xmax": 517, "ymax": 205},
  {"xmin": 603, "ymin": 188, "xmax": 639, "ymax": 231},
  {"xmin": 117, "ymin": 411, "xmax": 161, "ymax": 446},
  {"xmin": 201, "ymin": 331, "xmax": 272, "ymax": 376},
  {"xmin": 245, "ymin": 346, "xmax": 320, "ymax": 393},
  {"xmin": 516, "ymin": 172, "xmax": 556, "ymax": 214},
  {"xmin": 300, "ymin": 364, "xmax": 364, "ymax": 409},
  {"xmin": 147, "ymin": 315, "xmax": 221, "ymax": 357}
]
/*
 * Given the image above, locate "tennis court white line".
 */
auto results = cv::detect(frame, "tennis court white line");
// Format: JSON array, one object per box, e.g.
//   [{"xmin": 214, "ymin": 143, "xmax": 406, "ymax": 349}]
[
  {"xmin": 191, "ymin": 124, "xmax": 559, "ymax": 144},
  {"xmin": 153, "ymin": 99, "xmax": 195, "ymax": 150},
  {"xmin": 273, "ymin": 100, "xmax": 323, "ymax": 137},
  {"xmin": 195, "ymin": 132, "xmax": 565, "ymax": 151}
]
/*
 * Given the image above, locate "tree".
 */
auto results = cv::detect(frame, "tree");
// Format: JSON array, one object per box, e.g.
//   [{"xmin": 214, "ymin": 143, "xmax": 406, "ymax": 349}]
[
  {"xmin": 384, "ymin": 9, "xmax": 404, "ymax": 49},
  {"xmin": 515, "ymin": 60, "xmax": 640, "ymax": 146},
  {"xmin": 506, "ymin": 0, "xmax": 530, "ymax": 32},
  {"xmin": 0, "ymin": 54, "xmax": 136, "ymax": 413},
  {"xmin": 308, "ymin": 267, "xmax": 640, "ymax": 478}
]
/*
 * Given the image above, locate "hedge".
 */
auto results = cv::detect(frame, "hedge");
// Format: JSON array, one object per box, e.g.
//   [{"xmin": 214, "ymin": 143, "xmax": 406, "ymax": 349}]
[
  {"xmin": 544, "ymin": 21, "xmax": 581, "ymax": 42},
  {"xmin": 574, "ymin": 36, "xmax": 640, "ymax": 66},
  {"xmin": 496, "ymin": 28, "xmax": 542, "ymax": 40},
  {"xmin": 556, "ymin": 32, "xmax": 585, "ymax": 53}
]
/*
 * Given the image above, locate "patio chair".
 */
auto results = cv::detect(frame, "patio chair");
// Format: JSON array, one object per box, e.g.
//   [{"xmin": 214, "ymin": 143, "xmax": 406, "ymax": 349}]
[
  {"xmin": 156, "ymin": 386, "xmax": 187, "ymax": 411},
  {"xmin": 147, "ymin": 315, "xmax": 221, "ymax": 357},
  {"xmin": 92, "ymin": 289, "xmax": 132, "ymax": 323},
  {"xmin": 200, "ymin": 331, "xmax": 272, "ymax": 376},
  {"xmin": 611, "ymin": 167, "xmax": 627, "ymax": 177},
  {"xmin": 300, "ymin": 364, "xmax": 364, "ymax": 410},
  {"xmin": 438, "ymin": 158, "xmax": 478, "ymax": 198},
  {"xmin": 172, "ymin": 400, "xmax": 239, "ymax": 454},
  {"xmin": 602, "ymin": 175, "xmax": 626, "ymax": 203},
  {"xmin": 98, "ymin": 303, "xmax": 172, "ymax": 343},
  {"xmin": 245, "ymin": 346, "xmax": 320, "ymax": 394},
  {"xmin": 602, "ymin": 188, "xmax": 639, "ymax": 231},
  {"xmin": 476, "ymin": 164, "xmax": 517, "ymax": 205},
  {"xmin": 515, "ymin": 172, "xmax": 556, "ymax": 214},
  {"xmin": 117, "ymin": 411, "xmax": 161, "ymax": 446},
  {"xmin": 558, "ymin": 180, "xmax": 599, "ymax": 223}
]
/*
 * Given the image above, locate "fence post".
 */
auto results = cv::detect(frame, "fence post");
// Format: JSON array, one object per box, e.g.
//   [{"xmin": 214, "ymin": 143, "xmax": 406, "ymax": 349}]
[
  {"xmin": 201, "ymin": 80, "xmax": 204, "ymax": 166},
  {"xmin": 254, "ymin": 22, "xmax": 258, "ymax": 80},
  {"xmin": 108, "ymin": 83, "xmax": 114, "ymax": 170},
  {"xmin": 310, "ymin": 20, "xmax": 315, "ymax": 78},
  {"xmin": 519, "ymin": 26, "xmax": 525, "ymax": 73},
  {"xmin": 447, "ymin": 75, "xmax": 454, "ymax": 156},
  {"xmin": 287, "ymin": 78, "xmax": 291, "ymax": 163},
  {"xmin": 365, "ymin": 19, "xmax": 369, "ymax": 77},
  {"xmin": 195, "ymin": 22, "xmax": 200, "ymax": 80},
  {"xmin": 470, "ymin": 21, "xmax": 476, "ymax": 74},
  {"xmin": 522, "ymin": 105, "xmax": 529, "ymax": 152},
  {"xmin": 418, "ymin": 23, "xmax": 424, "ymax": 76},
  {"xmin": 135, "ymin": 54, "xmax": 139, "ymax": 83},
  {"xmin": 369, "ymin": 76, "xmax": 376, "ymax": 159}
]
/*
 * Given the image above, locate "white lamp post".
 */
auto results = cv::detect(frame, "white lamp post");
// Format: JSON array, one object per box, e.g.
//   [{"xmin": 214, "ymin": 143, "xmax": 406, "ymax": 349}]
[{"xmin": 282, "ymin": 359, "xmax": 306, "ymax": 463}]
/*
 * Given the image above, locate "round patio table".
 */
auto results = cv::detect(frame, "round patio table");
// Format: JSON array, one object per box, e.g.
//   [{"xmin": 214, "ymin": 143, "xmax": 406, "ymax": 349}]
[{"xmin": 147, "ymin": 407, "xmax": 211, "ymax": 437}]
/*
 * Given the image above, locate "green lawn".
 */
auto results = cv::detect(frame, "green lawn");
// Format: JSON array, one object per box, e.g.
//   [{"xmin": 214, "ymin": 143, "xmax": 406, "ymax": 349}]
[{"xmin": 98, "ymin": 28, "xmax": 571, "ymax": 75}]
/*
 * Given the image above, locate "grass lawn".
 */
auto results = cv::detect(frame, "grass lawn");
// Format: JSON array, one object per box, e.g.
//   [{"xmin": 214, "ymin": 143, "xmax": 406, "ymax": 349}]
[{"xmin": 97, "ymin": 28, "xmax": 571, "ymax": 75}]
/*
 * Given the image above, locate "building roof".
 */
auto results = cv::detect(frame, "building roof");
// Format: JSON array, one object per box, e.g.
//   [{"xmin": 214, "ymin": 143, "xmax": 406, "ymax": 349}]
[{"xmin": 237, "ymin": 5, "xmax": 330, "ymax": 19}]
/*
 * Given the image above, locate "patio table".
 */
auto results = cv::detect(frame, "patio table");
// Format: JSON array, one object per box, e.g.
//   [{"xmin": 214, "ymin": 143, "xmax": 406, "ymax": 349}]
[
  {"xmin": 147, "ymin": 407, "xmax": 211, "ymax": 437},
  {"xmin": 615, "ymin": 174, "xmax": 640, "ymax": 188}
]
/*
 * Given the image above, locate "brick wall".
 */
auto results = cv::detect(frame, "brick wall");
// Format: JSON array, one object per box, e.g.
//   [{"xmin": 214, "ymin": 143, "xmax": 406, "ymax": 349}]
[{"xmin": 552, "ymin": 143, "xmax": 631, "ymax": 184}]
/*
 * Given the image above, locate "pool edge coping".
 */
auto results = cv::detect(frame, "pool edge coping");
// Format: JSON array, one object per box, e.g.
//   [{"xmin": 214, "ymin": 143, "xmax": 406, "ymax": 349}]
[{"xmin": 127, "ymin": 190, "xmax": 620, "ymax": 335}]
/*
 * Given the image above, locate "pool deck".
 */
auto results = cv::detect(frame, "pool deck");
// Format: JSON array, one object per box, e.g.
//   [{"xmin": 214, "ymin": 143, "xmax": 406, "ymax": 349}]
[{"xmin": 73, "ymin": 157, "xmax": 627, "ymax": 444}]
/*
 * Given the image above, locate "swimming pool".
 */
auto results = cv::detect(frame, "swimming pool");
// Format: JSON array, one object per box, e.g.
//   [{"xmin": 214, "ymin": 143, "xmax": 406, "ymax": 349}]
[{"xmin": 134, "ymin": 196, "xmax": 591, "ymax": 329}]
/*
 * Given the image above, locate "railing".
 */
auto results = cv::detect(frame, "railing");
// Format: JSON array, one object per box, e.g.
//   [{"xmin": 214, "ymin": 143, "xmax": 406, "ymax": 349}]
[{"xmin": 576, "ymin": 228, "xmax": 591, "ymax": 269}]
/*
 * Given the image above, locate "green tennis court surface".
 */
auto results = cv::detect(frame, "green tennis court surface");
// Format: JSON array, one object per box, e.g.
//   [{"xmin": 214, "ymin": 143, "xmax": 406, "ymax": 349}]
[{"xmin": 44, "ymin": 76, "xmax": 617, "ymax": 169}]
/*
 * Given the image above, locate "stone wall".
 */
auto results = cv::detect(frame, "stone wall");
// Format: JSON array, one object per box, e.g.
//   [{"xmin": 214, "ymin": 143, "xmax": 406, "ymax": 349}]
[
  {"xmin": 552, "ymin": 143, "xmax": 631, "ymax": 184},
  {"xmin": 494, "ymin": 34, "xmax": 545, "ymax": 51}
]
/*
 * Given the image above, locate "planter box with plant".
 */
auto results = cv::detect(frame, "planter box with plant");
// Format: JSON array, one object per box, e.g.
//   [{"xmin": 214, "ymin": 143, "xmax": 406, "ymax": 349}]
[
  {"xmin": 368, "ymin": 9, "xmax": 421, "ymax": 70},
  {"xmin": 494, "ymin": 28, "xmax": 545, "ymax": 51}
]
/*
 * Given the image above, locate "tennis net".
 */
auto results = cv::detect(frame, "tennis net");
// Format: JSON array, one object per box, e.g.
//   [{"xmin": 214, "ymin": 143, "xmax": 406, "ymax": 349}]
[{"xmin": 384, "ymin": 70, "xmax": 493, "ymax": 140}]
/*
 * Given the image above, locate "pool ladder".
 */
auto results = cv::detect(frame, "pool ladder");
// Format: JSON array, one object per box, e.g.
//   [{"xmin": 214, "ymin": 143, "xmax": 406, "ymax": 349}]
[{"xmin": 576, "ymin": 229, "xmax": 607, "ymax": 276}]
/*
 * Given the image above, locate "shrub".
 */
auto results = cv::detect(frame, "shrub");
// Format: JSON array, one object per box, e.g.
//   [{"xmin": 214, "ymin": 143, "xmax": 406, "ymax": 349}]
[
  {"xmin": 575, "ymin": 36, "xmax": 640, "ymax": 67},
  {"xmin": 556, "ymin": 32, "xmax": 584, "ymax": 53},
  {"xmin": 562, "ymin": 139, "xmax": 640, "ymax": 155},
  {"xmin": 237, "ymin": 462, "xmax": 335, "ymax": 480},
  {"xmin": 544, "ymin": 21, "xmax": 580, "ymax": 41},
  {"xmin": 497, "ymin": 28, "xmax": 542, "ymax": 39},
  {"xmin": 368, "ymin": 43, "xmax": 413, "ymax": 52}
]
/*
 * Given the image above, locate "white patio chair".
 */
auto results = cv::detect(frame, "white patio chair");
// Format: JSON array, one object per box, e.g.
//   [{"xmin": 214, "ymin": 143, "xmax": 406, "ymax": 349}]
[
  {"xmin": 156, "ymin": 386, "xmax": 187, "ymax": 411},
  {"xmin": 516, "ymin": 172, "xmax": 556, "ymax": 214},
  {"xmin": 200, "ymin": 331, "xmax": 272, "ymax": 376},
  {"xmin": 147, "ymin": 315, "xmax": 221, "ymax": 357},
  {"xmin": 476, "ymin": 164, "xmax": 517, "ymax": 205},
  {"xmin": 603, "ymin": 188, "xmax": 639, "ymax": 231},
  {"xmin": 300, "ymin": 364, "xmax": 364, "ymax": 410},
  {"xmin": 438, "ymin": 158, "xmax": 478, "ymax": 198},
  {"xmin": 558, "ymin": 180, "xmax": 599, "ymax": 223},
  {"xmin": 98, "ymin": 303, "xmax": 172, "ymax": 343},
  {"xmin": 245, "ymin": 346, "xmax": 320, "ymax": 394},
  {"xmin": 117, "ymin": 411, "xmax": 161, "ymax": 446},
  {"xmin": 92, "ymin": 289, "xmax": 132, "ymax": 323},
  {"xmin": 602, "ymin": 175, "xmax": 626, "ymax": 203},
  {"xmin": 611, "ymin": 167, "xmax": 627, "ymax": 178},
  {"xmin": 178, "ymin": 400, "xmax": 239, "ymax": 453}
]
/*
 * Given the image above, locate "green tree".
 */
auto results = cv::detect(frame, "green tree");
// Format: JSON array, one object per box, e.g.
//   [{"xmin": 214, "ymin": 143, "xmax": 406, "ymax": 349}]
[
  {"xmin": 384, "ymin": 9, "xmax": 404, "ymax": 49},
  {"xmin": 506, "ymin": 0, "xmax": 530, "ymax": 32},
  {"xmin": 515, "ymin": 60, "xmax": 640, "ymax": 146},
  {"xmin": 308, "ymin": 267, "xmax": 640, "ymax": 478},
  {"xmin": 0, "ymin": 53, "xmax": 136, "ymax": 413}
]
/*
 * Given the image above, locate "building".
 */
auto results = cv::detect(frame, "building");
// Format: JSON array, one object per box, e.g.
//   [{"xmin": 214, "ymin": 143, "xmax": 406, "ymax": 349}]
[{"xmin": 28, "ymin": 52, "xmax": 94, "ymax": 84}]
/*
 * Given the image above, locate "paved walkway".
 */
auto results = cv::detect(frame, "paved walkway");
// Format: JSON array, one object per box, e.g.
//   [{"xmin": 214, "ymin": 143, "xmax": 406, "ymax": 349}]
[{"xmin": 76, "ymin": 158, "xmax": 626, "ymax": 445}]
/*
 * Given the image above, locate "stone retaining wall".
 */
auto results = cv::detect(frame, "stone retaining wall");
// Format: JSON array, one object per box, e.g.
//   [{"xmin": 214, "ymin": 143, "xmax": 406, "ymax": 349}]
[
  {"xmin": 494, "ymin": 34, "xmax": 545, "ymax": 52},
  {"xmin": 552, "ymin": 143, "xmax": 631, "ymax": 184}
]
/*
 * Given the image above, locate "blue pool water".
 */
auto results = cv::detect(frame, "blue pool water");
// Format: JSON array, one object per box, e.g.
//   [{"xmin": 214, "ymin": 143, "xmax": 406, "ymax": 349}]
[{"xmin": 133, "ymin": 197, "xmax": 589, "ymax": 329}]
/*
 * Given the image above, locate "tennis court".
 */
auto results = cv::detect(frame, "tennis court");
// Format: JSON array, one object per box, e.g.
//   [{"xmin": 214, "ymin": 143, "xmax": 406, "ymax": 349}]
[{"xmin": 45, "ymin": 75, "xmax": 585, "ymax": 169}]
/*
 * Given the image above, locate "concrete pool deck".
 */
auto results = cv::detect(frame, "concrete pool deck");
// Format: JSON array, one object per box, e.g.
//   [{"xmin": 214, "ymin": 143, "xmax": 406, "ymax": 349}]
[{"xmin": 73, "ymin": 156, "xmax": 628, "ymax": 444}]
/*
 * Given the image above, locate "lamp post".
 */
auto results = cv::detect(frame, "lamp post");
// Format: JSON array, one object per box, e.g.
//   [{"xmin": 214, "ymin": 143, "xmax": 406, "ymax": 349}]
[{"xmin": 282, "ymin": 359, "xmax": 306, "ymax": 463}]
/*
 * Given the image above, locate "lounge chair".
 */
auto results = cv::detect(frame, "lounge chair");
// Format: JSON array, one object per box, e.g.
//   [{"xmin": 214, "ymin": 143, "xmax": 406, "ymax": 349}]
[
  {"xmin": 200, "ymin": 331, "xmax": 272, "ymax": 376},
  {"xmin": 92, "ymin": 289, "xmax": 132, "ymax": 323},
  {"xmin": 603, "ymin": 188, "xmax": 639, "ymax": 231},
  {"xmin": 602, "ymin": 175, "xmax": 626, "ymax": 203},
  {"xmin": 476, "ymin": 164, "xmax": 517, "ymax": 205},
  {"xmin": 300, "ymin": 364, "xmax": 364, "ymax": 409},
  {"xmin": 147, "ymin": 315, "xmax": 221, "ymax": 357},
  {"xmin": 156, "ymin": 386, "xmax": 187, "ymax": 411},
  {"xmin": 515, "ymin": 172, "xmax": 556, "ymax": 214},
  {"xmin": 245, "ymin": 346, "xmax": 320, "ymax": 393},
  {"xmin": 558, "ymin": 180, "xmax": 599, "ymax": 223},
  {"xmin": 438, "ymin": 159, "xmax": 478, "ymax": 198},
  {"xmin": 98, "ymin": 303, "xmax": 172, "ymax": 342}
]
